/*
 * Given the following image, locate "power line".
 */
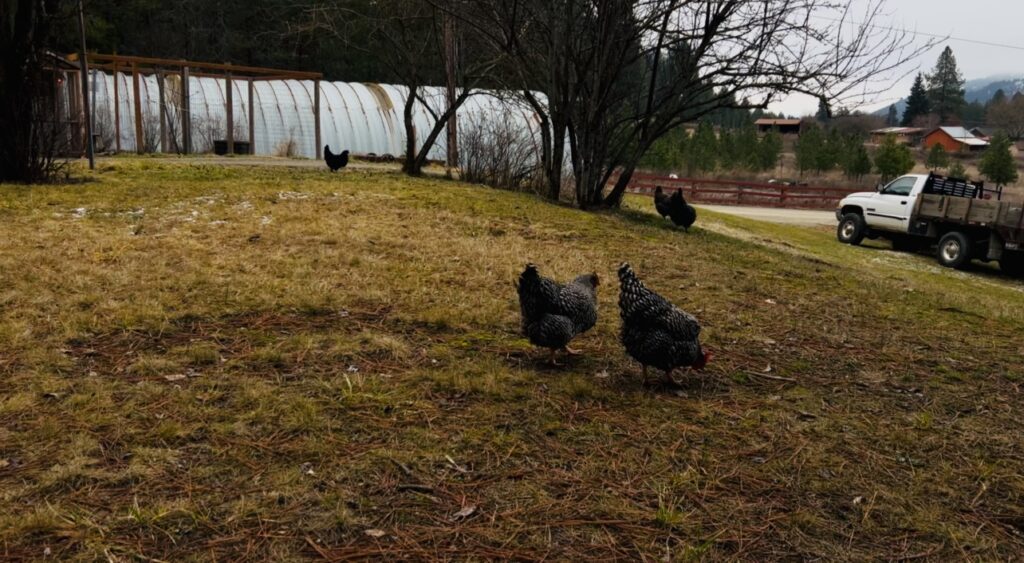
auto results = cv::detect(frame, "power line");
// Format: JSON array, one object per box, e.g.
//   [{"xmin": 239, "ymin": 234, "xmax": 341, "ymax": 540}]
[{"xmin": 812, "ymin": 15, "xmax": 1024, "ymax": 52}]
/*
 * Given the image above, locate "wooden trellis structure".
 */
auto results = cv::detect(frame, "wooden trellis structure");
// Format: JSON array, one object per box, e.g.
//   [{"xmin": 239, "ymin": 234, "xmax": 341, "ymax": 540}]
[{"xmin": 66, "ymin": 53, "xmax": 324, "ymax": 158}]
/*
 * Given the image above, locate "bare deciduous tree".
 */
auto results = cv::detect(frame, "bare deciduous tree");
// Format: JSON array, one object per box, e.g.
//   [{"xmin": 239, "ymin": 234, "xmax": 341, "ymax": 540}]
[
  {"xmin": 290, "ymin": 0, "xmax": 499, "ymax": 176},
  {"xmin": 987, "ymin": 93, "xmax": 1024, "ymax": 141},
  {"xmin": 460, "ymin": 101, "xmax": 544, "ymax": 192},
  {"xmin": 1, "ymin": 0, "xmax": 68, "ymax": 183},
  {"xmin": 444, "ymin": 0, "xmax": 932, "ymax": 208}
]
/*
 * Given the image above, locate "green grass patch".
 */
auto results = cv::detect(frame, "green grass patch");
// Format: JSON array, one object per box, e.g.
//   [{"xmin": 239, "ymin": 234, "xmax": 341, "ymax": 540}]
[{"xmin": 0, "ymin": 159, "xmax": 1022, "ymax": 560}]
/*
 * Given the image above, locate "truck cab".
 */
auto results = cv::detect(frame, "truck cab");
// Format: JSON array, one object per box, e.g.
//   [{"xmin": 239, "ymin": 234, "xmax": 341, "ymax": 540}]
[{"xmin": 836, "ymin": 174, "xmax": 927, "ymax": 237}]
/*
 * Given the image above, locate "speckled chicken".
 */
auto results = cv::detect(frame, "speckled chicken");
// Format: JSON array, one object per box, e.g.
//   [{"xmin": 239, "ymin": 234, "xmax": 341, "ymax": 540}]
[
  {"xmin": 617, "ymin": 263, "xmax": 711, "ymax": 383},
  {"xmin": 516, "ymin": 264, "xmax": 599, "ymax": 365}
]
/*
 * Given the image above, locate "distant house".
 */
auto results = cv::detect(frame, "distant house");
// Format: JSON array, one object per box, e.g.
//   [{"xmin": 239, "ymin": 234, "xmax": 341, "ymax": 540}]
[
  {"xmin": 969, "ymin": 127, "xmax": 993, "ymax": 141},
  {"xmin": 755, "ymin": 118, "xmax": 802, "ymax": 135},
  {"xmin": 869, "ymin": 127, "xmax": 925, "ymax": 146},
  {"xmin": 923, "ymin": 126, "xmax": 990, "ymax": 153}
]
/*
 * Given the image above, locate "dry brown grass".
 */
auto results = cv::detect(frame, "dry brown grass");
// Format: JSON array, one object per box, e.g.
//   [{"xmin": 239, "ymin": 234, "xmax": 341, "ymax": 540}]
[{"xmin": 1, "ymin": 159, "xmax": 1023, "ymax": 560}]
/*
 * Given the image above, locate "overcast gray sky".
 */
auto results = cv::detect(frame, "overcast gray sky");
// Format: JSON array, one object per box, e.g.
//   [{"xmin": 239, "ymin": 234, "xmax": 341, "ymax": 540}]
[{"xmin": 770, "ymin": 0, "xmax": 1024, "ymax": 116}]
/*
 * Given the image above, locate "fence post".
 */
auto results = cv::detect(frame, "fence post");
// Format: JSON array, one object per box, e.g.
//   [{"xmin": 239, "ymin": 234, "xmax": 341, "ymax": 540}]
[
  {"xmin": 181, "ymin": 66, "xmax": 191, "ymax": 154},
  {"xmin": 113, "ymin": 61, "xmax": 121, "ymax": 152},
  {"xmin": 314, "ymin": 79, "xmax": 322, "ymax": 160},
  {"xmin": 132, "ymin": 62, "xmax": 144, "ymax": 153},
  {"xmin": 225, "ymin": 69, "xmax": 234, "ymax": 155},
  {"xmin": 157, "ymin": 68, "xmax": 167, "ymax": 152},
  {"xmin": 76, "ymin": 0, "xmax": 94, "ymax": 168},
  {"xmin": 248, "ymin": 78, "xmax": 255, "ymax": 155}
]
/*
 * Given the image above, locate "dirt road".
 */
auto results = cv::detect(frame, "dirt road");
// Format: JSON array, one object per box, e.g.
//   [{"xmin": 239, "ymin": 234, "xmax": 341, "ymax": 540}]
[{"xmin": 696, "ymin": 204, "xmax": 836, "ymax": 227}]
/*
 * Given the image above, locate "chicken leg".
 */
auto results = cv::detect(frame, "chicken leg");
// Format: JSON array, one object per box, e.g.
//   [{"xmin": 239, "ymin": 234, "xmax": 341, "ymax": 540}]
[
  {"xmin": 562, "ymin": 346, "xmax": 582, "ymax": 356},
  {"xmin": 663, "ymin": 369, "xmax": 682, "ymax": 387},
  {"xmin": 548, "ymin": 349, "xmax": 563, "ymax": 367}
]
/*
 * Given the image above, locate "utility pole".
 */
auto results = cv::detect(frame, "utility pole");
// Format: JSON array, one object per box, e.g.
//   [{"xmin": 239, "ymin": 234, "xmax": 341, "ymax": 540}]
[{"xmin": 77, "ymin": 0, "xmax": 95, "ymax": 169}]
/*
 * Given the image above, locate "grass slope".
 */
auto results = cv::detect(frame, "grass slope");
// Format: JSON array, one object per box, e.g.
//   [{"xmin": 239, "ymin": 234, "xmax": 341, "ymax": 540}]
[{"xmin": 1, "ymin": 160, "xmax": 1023, "ymax": 560}]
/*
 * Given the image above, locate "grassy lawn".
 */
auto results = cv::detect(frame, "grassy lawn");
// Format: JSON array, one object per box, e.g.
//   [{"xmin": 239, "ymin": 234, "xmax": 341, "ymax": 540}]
[{"xmin": 2, "ymin": 160, "xmax": 1023, "ymax": 560}]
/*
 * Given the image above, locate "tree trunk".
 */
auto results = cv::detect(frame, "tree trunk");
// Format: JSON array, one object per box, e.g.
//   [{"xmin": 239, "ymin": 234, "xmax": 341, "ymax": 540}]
[
  {"xmin": 407, "ymin": 89, "xmax": 473, "ymax": 177},
  {"xmin": 0, "ymin": 0, "xmax": 61, "ymax": 183},
  {"xmin": 411, "ymin": 118, "xmax": 450, "ymax": 175},
  {"xmin": 548, "ymin": 118, "xmax": 566, "ymax": 200},
  {"xmin": 402, "ymin": 84, "xmax": 419, "ymax": 175},
  {"xmin": 523, "ymin": 91, "xmax": 557, "ymax": 200},
  {"xmin": 604, "ymin": 163, "xmax": 637, "ymax": 207},
  {"xmin": 603, "ymin": 142, "xmax": 653, "ymax": 207}
]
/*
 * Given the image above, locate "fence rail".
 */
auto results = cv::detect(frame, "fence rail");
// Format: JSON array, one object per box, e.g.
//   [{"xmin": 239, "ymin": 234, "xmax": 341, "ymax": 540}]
[{"xmin": 616, "ymin": 172, "xmax": 868, "ymax": 210}]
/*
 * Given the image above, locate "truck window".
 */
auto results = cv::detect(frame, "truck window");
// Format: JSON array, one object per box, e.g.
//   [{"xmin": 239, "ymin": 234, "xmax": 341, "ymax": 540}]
[{"xmin": 881, "ymin": 177, "xmax": 916, "ymax": 197}]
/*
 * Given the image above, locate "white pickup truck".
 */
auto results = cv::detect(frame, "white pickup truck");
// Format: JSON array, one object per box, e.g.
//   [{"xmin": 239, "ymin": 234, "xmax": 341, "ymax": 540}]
[{"xmin": 835, "ymin": 173, "xmax": 1024, "ymax": 275}]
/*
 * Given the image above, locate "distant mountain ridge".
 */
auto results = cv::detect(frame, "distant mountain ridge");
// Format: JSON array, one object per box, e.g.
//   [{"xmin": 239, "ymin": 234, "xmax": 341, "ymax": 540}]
[
  {"xmin": 873, "ymin": 75, "xmax": 1024, "ymax": 119},
  {"xmin": 964, "ymin": 77, "xmax": 1024, "ymax": 104}
]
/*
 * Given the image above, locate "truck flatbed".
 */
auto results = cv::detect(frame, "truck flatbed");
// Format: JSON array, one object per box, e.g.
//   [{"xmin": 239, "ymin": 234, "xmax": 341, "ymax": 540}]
[{"xmin": 914, "ymin": 194, "xmax": 1024, "ymax": 249}]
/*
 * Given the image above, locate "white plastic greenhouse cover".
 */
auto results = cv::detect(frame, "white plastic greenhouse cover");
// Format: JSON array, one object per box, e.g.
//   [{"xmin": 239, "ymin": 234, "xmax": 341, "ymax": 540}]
[{"xmin": 88, "ymin": 71, "xmax": 542, "ymax": 161}]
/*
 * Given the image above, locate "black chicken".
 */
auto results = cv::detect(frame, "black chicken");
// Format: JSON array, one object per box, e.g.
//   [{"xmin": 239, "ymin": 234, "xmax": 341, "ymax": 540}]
[
  {"xmin": 324, "ymin": 145, "xmax": 350, "ymax": 172},
  {"xmin": 667, "ymin": 189, "xmax": 697, "ymax": 231},
  {"xmin": 653, "ymin": 186, "xmax": 672, "ymax": 219},
  {"xmin": 617, "ymin": 263, "xmax": 711, "ymax": 384},
  {"xmin": 516, "ymin": 264, "xmax": 599, "ymax": 365}
]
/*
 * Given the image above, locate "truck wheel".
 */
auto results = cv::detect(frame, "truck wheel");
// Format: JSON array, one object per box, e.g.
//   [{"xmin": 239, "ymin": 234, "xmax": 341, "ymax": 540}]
[
  {"xmin": 1000, "ymin": 252, "xmax": 1024, "ymax": 277},
  {"xmin": 837, "ymin": 214, "xmax": 866, "ymax": 245},
  {"xmin": 936, "ymin": 232, "xmax": 972, "ymax": 269}
]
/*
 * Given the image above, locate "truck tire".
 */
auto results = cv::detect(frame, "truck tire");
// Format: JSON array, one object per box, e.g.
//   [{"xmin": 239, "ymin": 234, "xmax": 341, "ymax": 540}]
[
  {"xmin": 1000, "ymin": 252, "xmax": 1024, "ymax": 277},
  {"xmin": 936, "ymin": 231, "xmax": 972, "ymax": 269},
  {"xmin": 837, "ymin": 213, "xmax": 866, "ymax": 245}
]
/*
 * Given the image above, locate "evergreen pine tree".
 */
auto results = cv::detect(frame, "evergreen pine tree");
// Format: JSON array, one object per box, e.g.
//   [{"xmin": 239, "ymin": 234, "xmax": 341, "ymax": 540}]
[
  {"xmin": 674, "ymin": 129, "xmax": 689, "ymax": 173},
  {"xmin": 874, "ymin": 134, "xmax": 916, "ymax": 182},
  {"xmin": 948, "ymin": 161, "xmax": 968, "ymax": 179},
  {"xmin": 816, "ymin": 98, "xmax": 831, "ymax": 123},
  {"xmin": 842, "ymin": 139, "xmax": 873, "ymax": 180},
  {"xmin": 691, "ymin": 122, "xmax": 719, "ymax": 175},
  {"xmin": 717, "ymin": 128, "xmax": 738, "ymax": 170},
  {"xmin": 733, "ymin": 125, "xmax": 760, "ymax": 171},
  {"xmin": 757, "ymin": 129, "xmax": 783, "ymax": 172},
  {"xmin": 926, "ymin": 47, "xmax": 967, "ymax": 122},
  {"xmin": 902, "ymin": 74, "xmax": 932, "ymax": 126},
  {"xmin": 795, "ymin": 123, "xmax": 823, "ymax": 176},
  {"xmin": 961, "ymin": 102, "xmax": 986, "ymax": 128},
  {"xmin": 926, "ymin": 143, "xmax": 950, "ymax": 171},
  {"xmin": 991, "ymin": 88, "xmax": 1007, "ymax": 107},
  {"xmin": 816, "ymin": 128, "xmax": 843, "ymax": 172},
  {"xmin": 979, "ymin": 133, "xmax": 1019, "ymax": 188}
]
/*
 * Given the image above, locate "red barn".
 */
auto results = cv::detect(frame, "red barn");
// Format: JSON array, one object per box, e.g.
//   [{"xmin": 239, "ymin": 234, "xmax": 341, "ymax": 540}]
[{"xmin": 923, "ymin": 126, "xmax": 989, "ymax": 153}]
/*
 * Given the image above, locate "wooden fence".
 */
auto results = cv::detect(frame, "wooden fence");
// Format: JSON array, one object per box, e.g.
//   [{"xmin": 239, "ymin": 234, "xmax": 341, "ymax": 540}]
[{"xmin": 617, "ymin": 172, "xmax": 867, "ymax": 210}]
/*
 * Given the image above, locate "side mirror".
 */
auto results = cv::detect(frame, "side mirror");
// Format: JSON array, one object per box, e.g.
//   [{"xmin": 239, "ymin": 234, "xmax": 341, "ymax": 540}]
[{"xmin": 876, "ymin": 183, "xmax": 884, "ymax": 192}]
